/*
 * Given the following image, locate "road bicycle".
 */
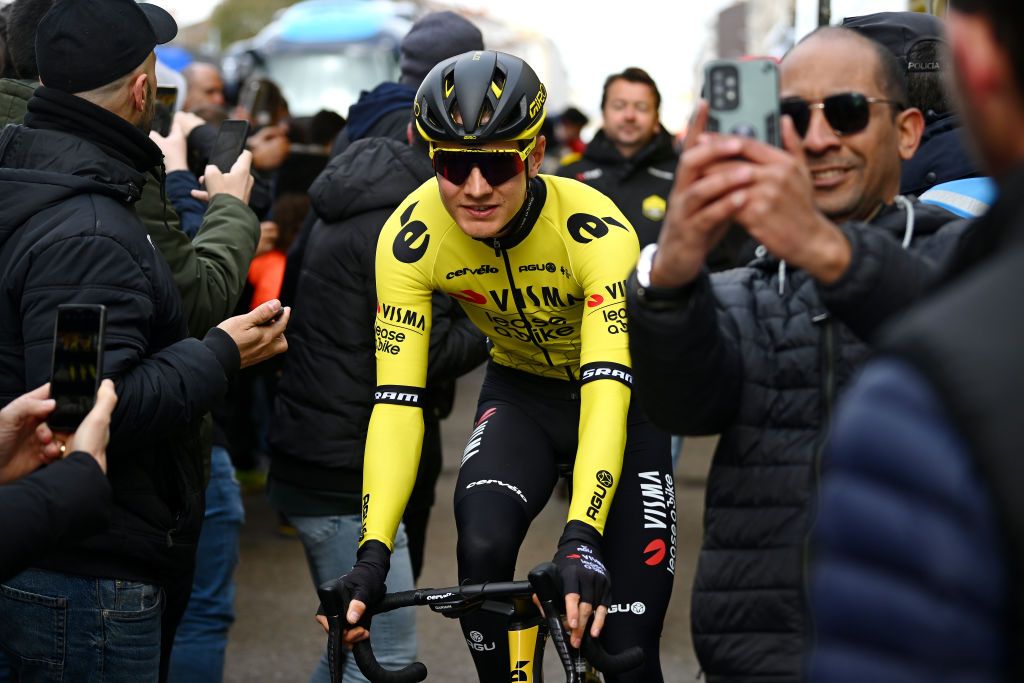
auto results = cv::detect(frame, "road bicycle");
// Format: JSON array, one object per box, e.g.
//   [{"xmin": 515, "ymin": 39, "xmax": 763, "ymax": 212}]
[{"xmin": 318, "ymin": 561, "xmax": 643, "ymax": 682}]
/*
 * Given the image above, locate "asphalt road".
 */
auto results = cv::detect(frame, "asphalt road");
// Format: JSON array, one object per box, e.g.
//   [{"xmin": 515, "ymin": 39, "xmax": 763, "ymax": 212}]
[{"xmin": 224, "ymin": 366, "xmax": 713, "ymax": 682}]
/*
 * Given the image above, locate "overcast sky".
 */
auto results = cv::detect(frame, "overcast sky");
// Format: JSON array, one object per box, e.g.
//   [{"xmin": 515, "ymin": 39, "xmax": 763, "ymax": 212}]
[{"xmin": 149, "ymin": 0, "xmax": 922, "ymax": 131}]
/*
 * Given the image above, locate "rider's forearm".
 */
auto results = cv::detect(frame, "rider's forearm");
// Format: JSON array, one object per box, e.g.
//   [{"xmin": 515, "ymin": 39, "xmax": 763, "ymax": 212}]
[
  {"xmin": 360, "ymin": 404, "xmax": 424, "ymax": 550},
  {"xmin": 567, "ymin": 380, "xmax": 630, "ymax": 535}
]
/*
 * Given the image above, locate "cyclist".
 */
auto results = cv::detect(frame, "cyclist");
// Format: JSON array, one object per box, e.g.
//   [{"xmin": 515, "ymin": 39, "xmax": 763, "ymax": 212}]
[{"xmin": 339, "ymin": 50, "xmax": 675, "ymax": 682}]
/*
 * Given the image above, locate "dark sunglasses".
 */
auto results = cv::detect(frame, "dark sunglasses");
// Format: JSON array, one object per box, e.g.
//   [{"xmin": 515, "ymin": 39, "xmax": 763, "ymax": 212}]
[
  {"xmin": 430, "ymin": 139, "xmax": 537, "ymax": 186},
  {"xmin": 780, "ymin": 92, "xmax": 904, "ymax": 138}
]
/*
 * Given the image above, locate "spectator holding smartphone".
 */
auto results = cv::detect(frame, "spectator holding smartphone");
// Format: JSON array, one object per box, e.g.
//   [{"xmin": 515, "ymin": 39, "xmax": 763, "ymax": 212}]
[
  {"xmin": 625, "ymin": 28, "xmax": 966, "ymax": 682},
  {"xmin": 0, "ymin": 380, "xmax": 117, "ymax": 582}
]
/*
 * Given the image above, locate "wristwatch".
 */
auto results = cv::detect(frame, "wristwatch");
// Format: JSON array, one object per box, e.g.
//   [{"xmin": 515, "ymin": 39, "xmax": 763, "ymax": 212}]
[{"xmin": 633, "ymin": 244, "xmax": 692, "ymax": 309}]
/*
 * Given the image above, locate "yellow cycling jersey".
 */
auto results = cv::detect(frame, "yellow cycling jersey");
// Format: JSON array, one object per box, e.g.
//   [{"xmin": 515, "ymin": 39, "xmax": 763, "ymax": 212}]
[{"xmin": 361, "ymin": 174, "xmax": 640, "ymax": 550}]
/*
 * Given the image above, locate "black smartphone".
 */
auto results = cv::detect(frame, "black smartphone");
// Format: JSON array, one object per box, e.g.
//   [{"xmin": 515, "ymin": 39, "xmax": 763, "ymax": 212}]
[
  {"xmin": 49, "ymin": 304, "xmax": 106, "ymax": 433},
  {"xmin": 703, "ymin": 59, "xmax": 780, "ymax": 146},
  {"xmin": 207, "ymin": 119, "xmax": 251, "ymax": 173},
  {"xmin": 151, "ymin": 85, "xmax": 178, "ymax": 137}
]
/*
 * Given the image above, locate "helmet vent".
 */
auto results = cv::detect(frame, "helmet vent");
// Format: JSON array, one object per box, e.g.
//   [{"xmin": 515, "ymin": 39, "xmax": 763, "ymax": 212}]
[{"xmin": 477, "ymin": 99, "xmax": 495, "ymax": 128}]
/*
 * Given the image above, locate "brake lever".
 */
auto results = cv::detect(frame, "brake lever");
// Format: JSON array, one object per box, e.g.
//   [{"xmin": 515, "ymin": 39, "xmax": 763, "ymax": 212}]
[{"xmin": 528, "ymin": 562, "xmax": 582, "ymax": 683}]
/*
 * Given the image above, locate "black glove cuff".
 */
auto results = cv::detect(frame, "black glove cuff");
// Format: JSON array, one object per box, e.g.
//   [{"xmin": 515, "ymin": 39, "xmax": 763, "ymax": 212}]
[
  {"xmin": 356, "ymin": 539, "xmax": 392, "ymax": 574},
  {"xmin": 557, "ymin": 520, "xmax": 603, "ymax": 551}
]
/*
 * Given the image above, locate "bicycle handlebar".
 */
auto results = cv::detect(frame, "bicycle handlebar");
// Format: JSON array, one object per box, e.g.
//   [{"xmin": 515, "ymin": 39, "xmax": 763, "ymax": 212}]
[{"xmin": 318, "ymin": 562, "xmax": 644, "ymax": 683}]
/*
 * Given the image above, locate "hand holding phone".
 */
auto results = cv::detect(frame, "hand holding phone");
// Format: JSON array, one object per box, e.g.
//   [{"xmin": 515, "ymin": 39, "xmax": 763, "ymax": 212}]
[
  {"xmin": 49, "ymin": 304, "xmax": 106, "ymax": 433},
  {"xmin": 192, "ymin": 149, "xmax": 254, "ymax": 205},
  {"xmin": 208, "ymin": 119, "xmax": 251, "ymax": 173}
]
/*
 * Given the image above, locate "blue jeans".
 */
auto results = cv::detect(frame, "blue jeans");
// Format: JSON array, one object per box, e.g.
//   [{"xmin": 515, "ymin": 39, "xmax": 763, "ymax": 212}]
[
  {"xmin": 0, "ymin": 569, "xmax": 162, "ymax": 682},
  {"xmin": 286, "ymin": 514, "xmax": 416, "ymax": 683},
  {"xmin": 167, "ymin": 446, "xmax": 245, "ymax": 683}
]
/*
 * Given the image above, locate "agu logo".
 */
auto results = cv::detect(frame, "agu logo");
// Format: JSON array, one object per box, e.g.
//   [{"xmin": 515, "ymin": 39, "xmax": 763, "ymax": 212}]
[
  {"xmin": 596, "ymin": 470, "xmax": 614, "ymax": 487},
  {"xmin": 643, "ymin": 538, "xmax": 667, "ymax": 566}
]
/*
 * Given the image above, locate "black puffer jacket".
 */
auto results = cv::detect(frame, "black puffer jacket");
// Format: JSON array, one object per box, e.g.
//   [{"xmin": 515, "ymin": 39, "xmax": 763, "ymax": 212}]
[
  {"xmin": 626, "ymin": 199, "xmax": 965, "ymax": 683},
  {"xmin": 0, "ymin": 88, "xmax": 238, "ymax": 584},
  {"xmin": 558, "ymin": 128, "xmax": 678, "ymax": 247},
  {"xmin": 270, "ymin": 137, "xmax": 487, "ymax": 492}
]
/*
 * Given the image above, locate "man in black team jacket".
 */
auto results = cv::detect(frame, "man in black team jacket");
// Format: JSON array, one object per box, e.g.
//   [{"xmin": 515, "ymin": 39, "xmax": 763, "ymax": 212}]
[
  {"xmin": 625, "ymin": 28, "xmax": 965, "ymax": 683},
  {"xmin": 558, "ymin": 67, "xmax": 677, "ymax": 248},
  {"xmin": 0, "ymin": 1, "xmax": 288, "ymax": 680}
]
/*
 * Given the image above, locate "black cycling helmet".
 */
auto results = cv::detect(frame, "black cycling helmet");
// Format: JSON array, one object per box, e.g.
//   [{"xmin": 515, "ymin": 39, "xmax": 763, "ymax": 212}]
[{"xmin": 414, "ymin": 50, "xmax": 547, "ymax": 144}]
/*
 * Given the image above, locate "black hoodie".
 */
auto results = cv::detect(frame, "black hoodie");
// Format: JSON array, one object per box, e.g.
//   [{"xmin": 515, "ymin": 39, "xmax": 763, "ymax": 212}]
[
  {"xmin": 0, "ymin": 88, "xmax": 238, "ymax": 583},
  {"xmin": 269, "ymin": 137, "xmax": 487, "ymax": 496}
]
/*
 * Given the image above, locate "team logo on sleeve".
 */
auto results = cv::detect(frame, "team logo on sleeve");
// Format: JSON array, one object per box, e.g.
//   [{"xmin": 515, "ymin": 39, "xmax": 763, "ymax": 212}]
[
  {"xmin": 392, "ymin": 202, "xmax": 430, "ymax": 264},
  {"xmin": 567, "ymin": 213, "xmax": 629, "ymax": 244},
  {"xmin": 585, "ymin": 470, "xmax": 615, "ymax": 521}
]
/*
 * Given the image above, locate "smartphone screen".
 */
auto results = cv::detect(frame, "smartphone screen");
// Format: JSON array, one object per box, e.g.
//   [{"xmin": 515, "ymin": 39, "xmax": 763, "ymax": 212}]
[
  {"xmin": 208, "ymin": 119, "xmax": 251, "ymax": 173},
  {"xmin": 49, "ymin": 305, "xmax": 106, "ymax": 433},
  {"xmin": 703, "ymin": 59, "xmax": 780, "ymax": 146},
  {"xmin": 151, "ymin": 86, "xmax": 178, "ymax": 137}
]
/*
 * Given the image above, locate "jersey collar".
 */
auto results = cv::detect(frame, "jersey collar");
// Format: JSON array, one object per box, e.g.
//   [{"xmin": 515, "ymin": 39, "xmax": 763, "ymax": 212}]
[{"xmin": 479, "ymin": 176, "xmax": 547, "ymax": 251}]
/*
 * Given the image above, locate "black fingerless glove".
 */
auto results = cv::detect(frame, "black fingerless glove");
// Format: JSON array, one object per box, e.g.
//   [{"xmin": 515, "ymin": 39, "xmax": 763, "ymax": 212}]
[
  {"xmin": 552, "ymin": 521, "xmax": 612, "ymax": 608},
  {"xmin": 342, "ymin": 540, "xmax": 391, "ymax": 613}
]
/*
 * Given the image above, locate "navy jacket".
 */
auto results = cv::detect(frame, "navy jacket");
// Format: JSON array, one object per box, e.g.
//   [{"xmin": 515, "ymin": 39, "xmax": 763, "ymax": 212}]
[{"xmin": 811, "ymin": 359, "xmax": 1007, "ymax": 683}]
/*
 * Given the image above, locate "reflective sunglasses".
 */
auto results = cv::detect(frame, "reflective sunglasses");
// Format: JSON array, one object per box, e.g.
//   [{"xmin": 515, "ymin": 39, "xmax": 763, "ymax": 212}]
[
  {"xmin": 429, "ymin": 138, "xmax": 537, "ymax": 186},
  {"xmin": 780, "ymin": 92, "xmax": 904, "ymax": 138}
]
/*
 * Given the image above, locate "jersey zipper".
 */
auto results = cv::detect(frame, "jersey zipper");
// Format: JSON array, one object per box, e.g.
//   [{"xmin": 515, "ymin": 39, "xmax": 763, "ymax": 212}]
[{"xmin": 493, "ymin": 238, "xmax": 558, "ymax": 371}]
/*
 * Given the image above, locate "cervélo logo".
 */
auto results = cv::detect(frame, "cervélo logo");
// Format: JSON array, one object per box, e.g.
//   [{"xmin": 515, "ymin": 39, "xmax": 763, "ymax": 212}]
[{"xmin": 446, "ymin": 264, "xmax": 498, "ymax": 280}]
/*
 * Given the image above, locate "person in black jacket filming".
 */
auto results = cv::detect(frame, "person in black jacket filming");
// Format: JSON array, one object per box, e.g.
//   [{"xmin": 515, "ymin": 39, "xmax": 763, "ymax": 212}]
[{"xmin": 0, "ymin": 380, "xmax": 116, "ymax": 583}]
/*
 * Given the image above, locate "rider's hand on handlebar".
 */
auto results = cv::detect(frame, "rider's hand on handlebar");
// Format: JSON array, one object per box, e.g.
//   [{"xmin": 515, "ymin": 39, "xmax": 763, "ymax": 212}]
[
  {"xmin": 552, "ymin": 521, "xmax": 612, "ymax": 649},
  {"xmin": 317, "ymin": 540, "xmax": 391, "ymax": 644}
]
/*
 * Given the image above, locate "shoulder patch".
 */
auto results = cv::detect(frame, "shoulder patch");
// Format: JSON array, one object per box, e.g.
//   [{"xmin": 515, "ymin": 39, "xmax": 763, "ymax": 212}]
[
  {"xmin": 392, "ymin": 201, "xmax": 430, "ymax": 264},
  {"xmin": 642, "ymin": 195, "xmax": 667, "ymax": 221}
]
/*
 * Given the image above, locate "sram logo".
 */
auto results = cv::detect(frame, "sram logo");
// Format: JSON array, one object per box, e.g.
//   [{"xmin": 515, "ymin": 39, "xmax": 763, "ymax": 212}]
[
  {"xmin": 374, "ymin": 390, "xmax": 419, "ymax": 404},
  {"xmin": 581, "ymin": 367, "xmax": 633, "ymax": 384}
]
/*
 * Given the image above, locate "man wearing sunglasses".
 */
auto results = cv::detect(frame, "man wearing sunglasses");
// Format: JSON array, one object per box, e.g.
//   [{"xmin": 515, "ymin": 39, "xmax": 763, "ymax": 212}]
[
  {"xmin": 332, "ymin": 50, "xmax": 675, "ymax": 683},
  {"xmin": 625, "ymin": 27, "xmax": 966, "ymax": 683}
]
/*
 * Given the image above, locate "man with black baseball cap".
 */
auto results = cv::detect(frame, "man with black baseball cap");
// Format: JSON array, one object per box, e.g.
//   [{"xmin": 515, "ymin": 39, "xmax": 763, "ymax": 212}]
[
  {"xmin": 0, "ymin": 1, "xmax": 290, "ymax": 680},
  {"xmin": 843, "ymin": 11, "xmax": 981, "ymax": 196}
]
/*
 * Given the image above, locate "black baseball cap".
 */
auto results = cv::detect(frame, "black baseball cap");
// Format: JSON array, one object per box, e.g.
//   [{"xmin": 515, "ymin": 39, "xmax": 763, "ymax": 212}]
[
  {"xmin": 36, "ymin": 0, "xmax": 178, "ymax": 93},
  {"xmin": 842, "ymin": 11, "xmax": 945, "ymax": 73}
]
